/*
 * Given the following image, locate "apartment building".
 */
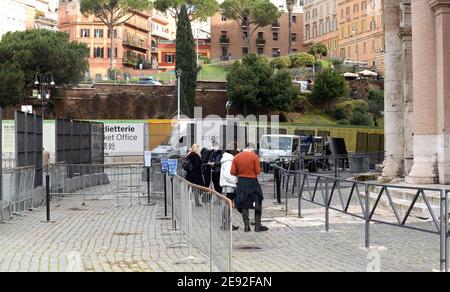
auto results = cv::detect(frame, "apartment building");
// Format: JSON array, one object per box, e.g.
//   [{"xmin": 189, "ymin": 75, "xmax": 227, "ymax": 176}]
[
  {"xmin": 0, "ymin": 0, "xmax": 58, "ymax": 39},
  {"xmin": 337, "ymin": 0, "xmax": 384, "ymax": 73},
  {"xmin": 303, "ymin": 0, "xmax": 339, "ymax": 59},
  {"xmin": 150, "ymin": 9, "xmax": 174, "ymax": 69},
  {"xmin": 211, "ymin": 0, "xmax": 304, "ymax": 61},
  {"xmin": 58, "ymin": 0, "xmax": 152, "ymax": 80}
]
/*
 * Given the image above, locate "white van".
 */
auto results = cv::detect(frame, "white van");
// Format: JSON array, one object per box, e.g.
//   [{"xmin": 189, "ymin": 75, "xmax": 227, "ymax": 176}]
[{"xmin": 259, "ymin": 135, "xmax": 302, "ymax": 163}]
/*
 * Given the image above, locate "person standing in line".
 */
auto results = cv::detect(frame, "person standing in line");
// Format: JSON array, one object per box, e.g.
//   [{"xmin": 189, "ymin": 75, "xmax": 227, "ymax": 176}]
[
  {"xmin": 184, "ymin": 144, "xmax": 204, "ymax": 207},
  {"xmin": 219, "ymin": 144, "xmax": 239, "ymax": 231},
  {"xmin": 231, "ymin": 143, "xmax": 268, "ymax": 232},
  {"xmin": 207, "ymin": 140, "xmax": 223, "ymax": 194}
]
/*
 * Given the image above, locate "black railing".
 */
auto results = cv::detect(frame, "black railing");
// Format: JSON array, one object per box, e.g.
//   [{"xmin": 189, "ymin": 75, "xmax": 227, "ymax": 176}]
[{"xmin": 273, "ymin": 153, "xmax": 449, "ymax": 272}]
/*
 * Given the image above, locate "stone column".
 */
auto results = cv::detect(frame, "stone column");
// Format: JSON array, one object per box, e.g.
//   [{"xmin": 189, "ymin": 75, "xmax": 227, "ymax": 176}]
[
  {"xmin": 380, "ymin": 0, "xmax": 404, "ymax": 181},
  {"xmin": 429, "ymin": 0, "xmax": 450, "ymax": 184},
  {"xmin": 405, "ymin": 0, "xmax": 439, "ymax": 184},
  {"xmin": 399, "ymin": 0, "xmax": 414, "ymax": 175}
]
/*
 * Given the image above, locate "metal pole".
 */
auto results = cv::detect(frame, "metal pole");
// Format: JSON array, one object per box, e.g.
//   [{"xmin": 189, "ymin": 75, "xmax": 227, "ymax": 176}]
[
  {"xmin": 164, "ymin": 173, "xmax": 168, "ymax": 217},
  {"xmin": 46, "ymin": 174, "xmax": 50, "ymax": 222},
  {"xmin": 446, "ymin": 191, "xmax": 448, "ymax": 272},
  {"xmin": 285, "ymin": 171, "xmax": 289, "ymax": 216},
  {"xmin": 440, "ymin": 190, "xmax": 448, "ymax": 272},
  {"xmin": 298, "ymin": 173, "xmax": 305, "ymax": 218},
  {"xmin": 171, "ymin": 176, "xmax": 176, "ymax": 230},
  {"xmin": 365, "ymin": 183, "xmax": 370, "ymax": 248},
  {"xmin": 229, "ymin": 205, "xmax": 233, "ymax": 272},
  {"xmin": 325, "ymin": 178, "xmax": 329, "ymax": 232},
  {"xmin": 177, "ymin": 73, "xmax": 181, "ymax": 122},
  {"xmin": 209, "ymin": 190, "xmax": 213, "ymax": 272},
  {"xmin": 147, "ymin": 167, "xmax": 151, "ymax": 204}
]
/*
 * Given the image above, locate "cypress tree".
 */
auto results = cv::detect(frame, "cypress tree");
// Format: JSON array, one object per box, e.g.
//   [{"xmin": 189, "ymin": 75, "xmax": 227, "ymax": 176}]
[{"xmin": 176, "ymin": 5, "xmax": 198, "ymax": 115}]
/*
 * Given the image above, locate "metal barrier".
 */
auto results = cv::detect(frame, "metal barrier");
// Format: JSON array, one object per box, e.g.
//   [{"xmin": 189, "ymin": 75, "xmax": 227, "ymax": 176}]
[
  {"xmin": 274, "ymin": 158, "xmax": 450, "ymax": 272},
  {"xmin": 166, "ymin": 174, "xmax": 233, "ymax": 272},
  {"xmin": 48, "ymin": 163, "xmax": 148, "ymax": 206},
  {"xmin": 1, "ymin": 166, "xmax": 35, "ymax": 220}
]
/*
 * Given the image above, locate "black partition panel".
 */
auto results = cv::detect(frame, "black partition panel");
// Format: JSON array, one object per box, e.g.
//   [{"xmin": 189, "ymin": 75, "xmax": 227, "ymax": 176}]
[
  {"xmin": 15, "ymin": 111, "xmax": 43, "ymax": 187},
  {"xmin": 56, "ymin": 119, "xmax": 104, "ymax": 165}
]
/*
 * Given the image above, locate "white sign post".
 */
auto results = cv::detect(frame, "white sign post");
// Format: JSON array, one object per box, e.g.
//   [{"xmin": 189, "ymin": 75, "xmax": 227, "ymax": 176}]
[{"xmin": 144, "ymin": 151, "xmax": 152, "ymax": 167}]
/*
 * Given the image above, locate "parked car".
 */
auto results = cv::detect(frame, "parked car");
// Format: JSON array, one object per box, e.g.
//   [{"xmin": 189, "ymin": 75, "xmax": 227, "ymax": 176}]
[{"xmin": 138, "ymin": 77, "xmax": 162, "ymax": 85}]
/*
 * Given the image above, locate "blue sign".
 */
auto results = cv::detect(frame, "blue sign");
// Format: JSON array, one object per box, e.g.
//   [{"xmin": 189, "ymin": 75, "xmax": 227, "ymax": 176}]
[
  {"xmin": 161, "ymin": 159, "xmax": 169, "ymax": 173},
  {"xmin": 168, "ymin": 159, "xmax": 178, "ymax": 177}
]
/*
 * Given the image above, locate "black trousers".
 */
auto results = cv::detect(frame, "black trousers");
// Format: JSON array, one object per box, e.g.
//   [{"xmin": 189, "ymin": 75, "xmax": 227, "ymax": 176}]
[{"xmin": 241, "ymin": 202, "xmax": 262, "ymax": 228}]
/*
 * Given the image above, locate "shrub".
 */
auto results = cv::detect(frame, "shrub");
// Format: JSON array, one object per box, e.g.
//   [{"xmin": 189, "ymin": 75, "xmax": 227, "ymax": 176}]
[
  {"xmin": 337, "ymin": 119, "xmax": 350, "ymax": 125},
  {"xmin": 350, "ymin": 109, "xmax": 374, "ymax": 126},
  {"xmin": 290, "ymin": 53, "xmax": 316, "ymax": 68},
  {"xmin": 310, "ymin": 69, "xmax": 348, "ymax": 112},
  {"xmin": 334, "ymin": 99, "xmax": 368, "ymax": 119},
  {"xmin": 270, "ymin": 56, "xmax": 292, "ymax": 69},
  {"xmin": 292, "ymin": 95, "xmax": 313, "ymax": 112},
  {"xmin": 334, "ymin": 107, "xmax": 348, "ymax": 120}
]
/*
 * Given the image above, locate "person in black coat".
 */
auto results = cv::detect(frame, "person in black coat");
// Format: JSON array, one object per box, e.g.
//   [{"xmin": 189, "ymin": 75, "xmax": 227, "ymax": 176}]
[{"xmin": 185, "ymin": 144, "xmax": 205, "ymax": 206}]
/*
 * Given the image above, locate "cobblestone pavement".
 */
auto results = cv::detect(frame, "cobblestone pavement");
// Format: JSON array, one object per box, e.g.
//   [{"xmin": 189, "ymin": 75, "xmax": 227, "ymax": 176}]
[{"xmin": 0, "ymin": 179, "xmax": 445, "ymax": 272}]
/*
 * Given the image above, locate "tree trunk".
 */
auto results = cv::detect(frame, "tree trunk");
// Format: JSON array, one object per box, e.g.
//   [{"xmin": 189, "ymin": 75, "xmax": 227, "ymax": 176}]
[{"xmin": 109, "ymin": 14, "xmax": 114, "ymax": 80}]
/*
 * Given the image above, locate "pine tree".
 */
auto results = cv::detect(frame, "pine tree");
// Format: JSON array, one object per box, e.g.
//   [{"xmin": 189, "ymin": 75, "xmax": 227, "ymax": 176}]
[{"xmin": 175, "ymin": 5, "xmax": 198, "ymax": 115}]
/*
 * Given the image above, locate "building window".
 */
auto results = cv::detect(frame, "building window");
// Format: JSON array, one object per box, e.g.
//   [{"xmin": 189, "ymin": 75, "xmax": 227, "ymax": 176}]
[
  {"xmin": 273, "ymin": 32, "xmax": 278, "ymax": 41},
  {"xmin": 108, "ymin": 29, "xmax": 117, "ymax": 38},
  {"xmin": 363, "ymin": 42, "xmax": 367, "ymax": 54},
  {"xmin": 108, "ymin": 47, "xmax": 118, "ymax": 58},
  {"xmin": 243, "ymin": 31, "xmax": 248, "ymax": 39},
  {"xmin": 221, "ymin": 14, "xmax": 227, "ymax": 21},
  {"xmin": 346, "ymin": 7, "xmax": 350, "ymax": 21},
  {"xmin": 221, "ymin": 31, "xmax": 227, "ymax": 37},
  {"xmin": 292, "ymin": 33, "xmax": 297, "ymax": 41},
  {"xmin": 354, "ymin": 4, "xmax": 359, "ymax": 13},
  {"xmin": 272, "ymin": 48, "xmax": 280, "ymax": 57},
  {"xmin": 257, "ymin": 47, "xmax": 264, "ymax": 55},
  {"xmin": 94, "ymin": 29, "xmax": 103, "ymax": 38},
  {"xmin": 362, "ymin": 1, "xmax": 367, "ymax": 12},
  {"xmin": 165, "ymin": 54, "xmax": 175, "ymax": 63},
  {"xmin": 292, "ymin": 15, "xmax": 297, "ymax": 23},
  {"xmin": 93, "ymin": 47, "xmax": 104, "ymax": 58},
  {"xmin": 81, "ymin": 29, "xmax": 90, "ymax": 38},
  {"xmin": 257, "ymin": 32, "xmax": 264, "ymax": 39},
  {"xmin": 242, "ymin": 47, "xmax": 249, "ymax": 55}
]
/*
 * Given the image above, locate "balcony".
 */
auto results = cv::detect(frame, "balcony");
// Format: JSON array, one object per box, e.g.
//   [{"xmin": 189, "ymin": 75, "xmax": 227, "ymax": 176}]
[
  {"xmin": 272, "ymin": 22, "xmax": 280, "ymax": 29},
  {"xmin": 122, "ymin": 36, "xmax": 149, "ymax": 51},
  {"xmin": 256, "ymin": 38, "xmax": 266, "ymax": 46},
  {"xmin": 219, "ymin": 36, "xmax": 230, "ymax": 45}
]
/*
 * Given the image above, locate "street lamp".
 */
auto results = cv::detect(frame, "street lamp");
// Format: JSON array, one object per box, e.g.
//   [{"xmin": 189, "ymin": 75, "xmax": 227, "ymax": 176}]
[
  {"xmin": 34, "ymin": 72, "xmax": 55, "ymax": 120},
  {"xmin": 226, "ymin": 100, "xmax": 232, "ymax": 116},
  {"xmin": 286, "ymin": 0, "xmax": 295, "ymax": 55}
]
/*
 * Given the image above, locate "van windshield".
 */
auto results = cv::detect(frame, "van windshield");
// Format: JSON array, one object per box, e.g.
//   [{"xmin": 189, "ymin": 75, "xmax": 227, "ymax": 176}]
[{"xmin": 260, "ymin": 137, "xmax": 293, "ymax": 151}]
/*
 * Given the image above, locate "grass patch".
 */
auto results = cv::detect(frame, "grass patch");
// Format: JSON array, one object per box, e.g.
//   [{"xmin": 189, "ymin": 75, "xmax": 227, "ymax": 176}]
[
  {"xmin": 287, "ymin": 112, "xmax": 338, "ymax": 126},
  {"xmin": 197, "ymin": 64, "xmax": 231, "ymax": 81}
]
